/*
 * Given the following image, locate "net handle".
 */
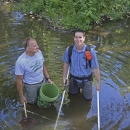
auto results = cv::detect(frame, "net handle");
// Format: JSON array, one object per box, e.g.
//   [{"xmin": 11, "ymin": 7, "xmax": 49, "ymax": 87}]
[{"xmin": 24, "ymin": 102, "xmax": 27, "ymax": 118}]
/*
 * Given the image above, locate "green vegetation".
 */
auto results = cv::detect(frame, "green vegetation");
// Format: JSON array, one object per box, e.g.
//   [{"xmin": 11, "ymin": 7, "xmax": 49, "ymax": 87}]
[{"xmin": 14, "ymin": 0, "xmax": 130, "ymax": 30}]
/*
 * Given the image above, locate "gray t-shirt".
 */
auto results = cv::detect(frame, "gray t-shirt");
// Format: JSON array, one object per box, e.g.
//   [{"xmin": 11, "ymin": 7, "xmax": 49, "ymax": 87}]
[{"xmin": 15, "ymin": 50, "xmax": 45, "ymax": 84}]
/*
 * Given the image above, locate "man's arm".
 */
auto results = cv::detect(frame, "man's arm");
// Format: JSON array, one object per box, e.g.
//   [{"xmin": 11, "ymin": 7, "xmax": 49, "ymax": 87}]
[
  {"xmin": 62, "ymin": 62, "xmax": 69, "ymax": 86},
  {"xmin": 16, "ymin": 75, "xmax": 26, "ymax": 104},
  {"xmin": 43, "ymin": 64, "xmax": 54, "ymax": 84},
  {"xmin": 93, "ymin": 68, "xmax": 101, "ymax": 91}
]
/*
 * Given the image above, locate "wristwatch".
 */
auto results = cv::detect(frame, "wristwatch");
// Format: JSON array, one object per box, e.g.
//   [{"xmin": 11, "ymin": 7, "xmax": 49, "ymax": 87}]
[{"xmin": 46, "ymin": 77, "xmax": 50, "ymax": 81}]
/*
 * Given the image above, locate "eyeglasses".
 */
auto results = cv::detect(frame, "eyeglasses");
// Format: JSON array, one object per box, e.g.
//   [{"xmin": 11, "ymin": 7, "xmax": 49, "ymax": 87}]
[{"xmin": 24, "ymin": 37, "xmax": 31, "ymax": 48}]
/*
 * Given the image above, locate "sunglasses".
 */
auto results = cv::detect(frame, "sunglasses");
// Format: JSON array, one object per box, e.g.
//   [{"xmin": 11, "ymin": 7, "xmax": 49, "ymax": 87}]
[{"xmin": 24, "ymin": 37, "xmax": 31, "ymax": 48}]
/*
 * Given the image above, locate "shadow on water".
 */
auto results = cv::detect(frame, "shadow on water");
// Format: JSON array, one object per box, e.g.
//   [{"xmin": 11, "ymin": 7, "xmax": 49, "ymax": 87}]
[{"xmin": 0, "ymin": 2, "xmax": 130, "ymax": 130}]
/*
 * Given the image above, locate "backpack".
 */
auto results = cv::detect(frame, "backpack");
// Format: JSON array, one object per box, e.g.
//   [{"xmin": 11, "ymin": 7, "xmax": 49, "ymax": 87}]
[{"xmin": 68, "ymin": 44, "xmax": 92, "ymax": 68}]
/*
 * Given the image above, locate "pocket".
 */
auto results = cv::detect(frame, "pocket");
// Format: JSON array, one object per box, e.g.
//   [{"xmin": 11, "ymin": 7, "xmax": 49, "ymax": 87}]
[
  {"xmin": 24, "ymin": 85, "xmax": 37, "ymax": 104},
  {"xmin": 70, "ymin": 78, "xmax": 77, "ymax": 88},
  {"xmin": 81, "ymin": 58, "xmax": 87, "ymax": 68}
]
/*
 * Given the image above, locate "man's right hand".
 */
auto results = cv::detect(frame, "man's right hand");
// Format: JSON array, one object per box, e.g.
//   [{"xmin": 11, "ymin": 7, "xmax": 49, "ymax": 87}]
[
  {"xmin": 20, "ymin": 96, "xmax": 27, "ymax": 104},
  {"xmin": 62, "ymin": 78, "xmax": 69, "ymax": 87}
]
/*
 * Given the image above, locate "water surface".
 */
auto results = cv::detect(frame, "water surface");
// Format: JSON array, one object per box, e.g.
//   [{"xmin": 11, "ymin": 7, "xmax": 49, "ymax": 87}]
[{"xmin": 0, "ymin": 2, "xmax": 130, "ymax": 130}]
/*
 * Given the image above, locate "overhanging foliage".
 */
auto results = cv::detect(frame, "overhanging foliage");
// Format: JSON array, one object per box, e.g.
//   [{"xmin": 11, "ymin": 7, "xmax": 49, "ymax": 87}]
[{"xmin": 14, "ymin": 0, "xmax": 130, "ymax": 30}]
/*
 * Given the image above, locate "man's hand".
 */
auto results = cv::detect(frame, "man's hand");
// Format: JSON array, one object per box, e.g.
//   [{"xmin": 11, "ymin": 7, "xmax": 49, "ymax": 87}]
[
  {"xmin": 48, "ymin": 79, "xmax": 54, "ymax": 84},
  {"xmin": 20, "ymin": 96, "xmax": 27, "ymax": 104},
  {"xmin": 96, "ymin": 84, "xmax": 100, "ymax": 91},
  {"xmin": 62, "ymin": 79, "xmax": 69, "ymax": 87}
]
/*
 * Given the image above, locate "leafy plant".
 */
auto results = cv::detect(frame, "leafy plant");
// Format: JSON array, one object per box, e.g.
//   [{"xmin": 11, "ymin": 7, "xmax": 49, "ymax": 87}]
[{"xmin": 13, "ymin": 0, "xmax": 130, "ymax": 30}]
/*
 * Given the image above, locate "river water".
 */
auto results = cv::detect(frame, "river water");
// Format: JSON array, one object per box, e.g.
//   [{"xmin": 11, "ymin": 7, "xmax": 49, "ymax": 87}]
[{"xmin": 0, "ymin": 2, "xmax": 130, "ymax": 130}]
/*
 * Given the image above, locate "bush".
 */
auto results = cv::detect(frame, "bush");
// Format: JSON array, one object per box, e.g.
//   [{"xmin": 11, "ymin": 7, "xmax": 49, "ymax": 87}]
[{"xmin": 14, "ymin": 0, "xmax": 130, "ymax": 30}]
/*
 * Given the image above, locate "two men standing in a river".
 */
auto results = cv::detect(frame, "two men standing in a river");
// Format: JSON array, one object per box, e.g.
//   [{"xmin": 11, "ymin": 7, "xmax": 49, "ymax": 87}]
[{"xmin": 15, "ymin": 30, "xmax": 100, "ymax": 105}]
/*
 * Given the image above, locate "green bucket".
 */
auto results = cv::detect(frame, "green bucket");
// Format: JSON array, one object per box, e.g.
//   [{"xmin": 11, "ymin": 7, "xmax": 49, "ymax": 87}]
[{"xmin": 37, "ymin": 83, "xmax": 59, "ymax": 108}]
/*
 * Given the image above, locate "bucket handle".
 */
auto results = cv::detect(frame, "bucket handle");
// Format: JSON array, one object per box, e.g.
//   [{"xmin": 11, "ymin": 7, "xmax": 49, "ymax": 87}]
[{"xmin": 37, "ymin": 97, "xmax": 51, "ymax": 108}]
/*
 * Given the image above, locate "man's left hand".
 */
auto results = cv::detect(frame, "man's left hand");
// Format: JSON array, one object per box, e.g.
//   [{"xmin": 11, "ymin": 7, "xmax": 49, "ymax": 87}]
[{"xmin": 48, "ymin": 79, "xmax": 54, "ymax": 84}]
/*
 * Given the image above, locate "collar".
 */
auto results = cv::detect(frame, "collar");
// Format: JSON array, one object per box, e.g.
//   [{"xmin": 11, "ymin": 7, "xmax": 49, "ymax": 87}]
[{"xmin": 73, "ymin": 44, "xmax": 86, "ymax": 52}]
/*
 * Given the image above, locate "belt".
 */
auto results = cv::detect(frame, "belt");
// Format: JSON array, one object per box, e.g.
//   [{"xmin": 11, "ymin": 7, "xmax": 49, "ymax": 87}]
[
  {"xmin": 24, "ymin": 80, "xmax": 43, "ymax": 85},
  {"xmin": 70, "ymin": 73, "xmax": 92, "ymax": 81}
]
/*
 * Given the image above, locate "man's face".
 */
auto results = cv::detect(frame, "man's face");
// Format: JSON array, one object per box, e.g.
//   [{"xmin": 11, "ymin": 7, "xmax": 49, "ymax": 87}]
[
  {"xmin": 27, "ymin": 39, "xmax": 39, "ymax": 53},
  {"xmin": 74, "ymin": 32, "xmax": 85, "ymax": 46}
]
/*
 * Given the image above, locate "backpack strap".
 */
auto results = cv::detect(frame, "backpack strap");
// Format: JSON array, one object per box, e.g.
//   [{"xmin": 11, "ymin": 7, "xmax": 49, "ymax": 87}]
[
  {"xmin": 85, "ymin": 45, "xmax": 91, "ymax": 68},
  {"xmin": 68, "ymin": 44, "xmax": 92, "ymax": 68},
  {"xmin": 68, "ymin": 44, "xmax": 74, "ymax": 64}
]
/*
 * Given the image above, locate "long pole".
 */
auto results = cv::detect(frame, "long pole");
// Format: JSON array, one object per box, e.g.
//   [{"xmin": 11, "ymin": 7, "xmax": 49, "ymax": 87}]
[
  {"xmin": 24, "ymin": 102, "xmax": 27, "ymax": 118},
  {"xmin": 54, "ymin": 66, "xmax": 70, "ymax": 130},
  {"xmin": 97, "ymin": 91, "xmax": 100, "ymax": 130}
]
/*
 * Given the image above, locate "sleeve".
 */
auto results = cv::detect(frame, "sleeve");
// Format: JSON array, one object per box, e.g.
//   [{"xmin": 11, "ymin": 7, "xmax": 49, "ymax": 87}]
[
  {"xmin": 39, "ymin": 50, "xmax": 45, "ymax": 63},
  {"xmin": 15, "ymin": 61, "xmax": 24, "ymax": 75},
  {"xmin": 91, "ymin": 48, "xmax": 99, "ymax": 69},
  {"xmin": 62, "ymin": 47, "xmax": 69, "ymax": 64}
]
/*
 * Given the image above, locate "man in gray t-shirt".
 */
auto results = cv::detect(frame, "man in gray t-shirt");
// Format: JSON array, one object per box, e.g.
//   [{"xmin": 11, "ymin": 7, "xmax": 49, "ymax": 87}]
[{"xmin": 15, "ymin": 37, "xmax": 53, "ymax": 104}]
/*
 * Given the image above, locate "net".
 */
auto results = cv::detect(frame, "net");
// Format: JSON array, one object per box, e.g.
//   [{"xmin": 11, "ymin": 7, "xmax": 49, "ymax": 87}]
[{"xmin": 19, "ymin": 117, "xmax": 35, "ymax": 129}]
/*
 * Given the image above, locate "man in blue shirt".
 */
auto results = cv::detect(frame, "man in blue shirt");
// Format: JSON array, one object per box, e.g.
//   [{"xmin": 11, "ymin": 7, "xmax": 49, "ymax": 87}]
[{"xmin": 62, "ymin": 30, "xmax": 100, "ymax": 100}]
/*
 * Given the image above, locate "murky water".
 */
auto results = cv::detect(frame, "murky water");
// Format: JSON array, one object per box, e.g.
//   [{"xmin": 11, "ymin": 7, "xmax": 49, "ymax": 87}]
[{"xmin": 0, "ymin": 2, "xmax": 130, "ymax": 130}]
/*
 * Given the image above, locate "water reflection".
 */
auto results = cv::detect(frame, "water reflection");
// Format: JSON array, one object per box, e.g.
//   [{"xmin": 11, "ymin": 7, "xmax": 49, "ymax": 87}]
[
  {"xmin": 87, "ymin": 84, "xmax": 124, "ymax": 130},
  {"xmin": 0, "ymin": 99, "xmax": 22, "ymax": 130},
  {"xmin": 86, "ymin": 83, "xmax": 130, "ymax": 130},
  {"xmin": 0, "ymin": 3, "xmax": 130, "ymax": 130}
]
